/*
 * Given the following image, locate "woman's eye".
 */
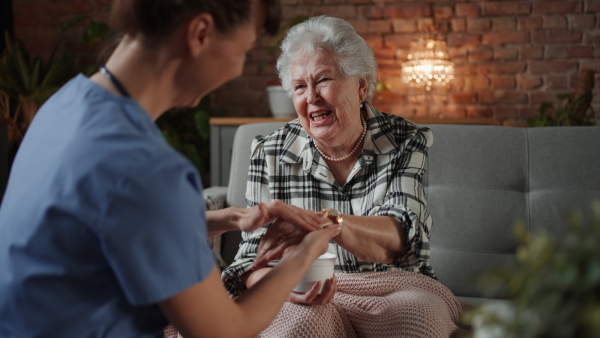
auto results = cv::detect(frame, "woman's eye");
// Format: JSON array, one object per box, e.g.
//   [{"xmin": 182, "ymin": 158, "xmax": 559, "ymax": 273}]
[{"xmin": 294, "ymin": 84, "xmax": 305, "ymax": 90}]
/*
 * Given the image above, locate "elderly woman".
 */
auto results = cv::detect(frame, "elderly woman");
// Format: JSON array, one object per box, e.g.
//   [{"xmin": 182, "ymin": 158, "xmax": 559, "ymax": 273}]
[{"xmin": 222, "ymin": 15, "xmax": 470, "ymax": 337}]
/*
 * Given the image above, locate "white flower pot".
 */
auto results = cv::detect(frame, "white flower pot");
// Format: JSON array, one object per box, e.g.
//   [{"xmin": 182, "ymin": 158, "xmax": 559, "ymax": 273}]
[{"xmin": 266, "ymin": 85, "xmax": 296, "ymax": 118}]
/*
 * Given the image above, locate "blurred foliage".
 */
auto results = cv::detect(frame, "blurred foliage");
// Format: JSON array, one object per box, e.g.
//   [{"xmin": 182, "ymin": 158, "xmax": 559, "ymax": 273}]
[
  {"xmin": 528, "ymin": 92, "xmax": 596, "ymax": 127},
  {"xmin": 0, "ymin": 31, "xmax": 77, "ymax": 152},
  {"xmin": 260, "ymin": 15, "xmax": 309, "ymax": 72},
  {"xmin": 0, "ymin": 9, "xmax": 212, "ymax": 181},
  {"xmin": 156, "ymin": 97, "xmax": 211, "ymax": 183},
  {"xmin": 464, "ymin": 201, "xmax": 600, "ymax": 338}
]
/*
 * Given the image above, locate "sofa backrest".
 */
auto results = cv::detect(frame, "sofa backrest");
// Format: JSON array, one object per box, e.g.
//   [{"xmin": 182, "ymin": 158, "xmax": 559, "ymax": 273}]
[
  {"xmin": 224, "ymin": 122, "xmax": 600, "ymax": 299},
  {"xmin": 425, "ymin": 125, "xmax": 600, "ymax": 298}
]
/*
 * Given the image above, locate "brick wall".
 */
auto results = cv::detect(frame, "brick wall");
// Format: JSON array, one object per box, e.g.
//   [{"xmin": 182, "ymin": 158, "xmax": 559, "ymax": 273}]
[{"xmin": 12, "ymin": 0, "xmax": 600, "ymax": 126}]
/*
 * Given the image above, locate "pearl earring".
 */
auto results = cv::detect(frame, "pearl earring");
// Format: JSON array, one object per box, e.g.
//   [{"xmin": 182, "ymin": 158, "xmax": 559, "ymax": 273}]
[{"xmin": 360, "ymin": 103, "xmax": 363, "ymax": 108}]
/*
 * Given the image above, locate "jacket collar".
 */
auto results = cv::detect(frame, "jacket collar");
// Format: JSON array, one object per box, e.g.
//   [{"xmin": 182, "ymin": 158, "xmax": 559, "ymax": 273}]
[{"xmin": 279, "ymin": 103, "xmax": 399, "ymax": 170}]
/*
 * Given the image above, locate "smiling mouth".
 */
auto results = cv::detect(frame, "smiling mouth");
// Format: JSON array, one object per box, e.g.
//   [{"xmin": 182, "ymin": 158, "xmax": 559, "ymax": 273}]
[{"xmin": 310, "ymin": 111, "xmax": 332, "ymax": 122}]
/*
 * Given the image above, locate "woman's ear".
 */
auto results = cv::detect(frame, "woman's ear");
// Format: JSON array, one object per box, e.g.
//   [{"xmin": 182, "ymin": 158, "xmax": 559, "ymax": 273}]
[
  {"xmin": 358, "ymin": 77, "xmax": 368, "ymax": 103},
  {"xmin": 187, "ymin": 13, "xmax": 215, "ymax": 57}
]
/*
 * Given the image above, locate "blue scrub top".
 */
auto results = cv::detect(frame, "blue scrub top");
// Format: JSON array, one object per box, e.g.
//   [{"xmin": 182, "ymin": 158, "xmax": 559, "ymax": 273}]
[{"xmin": 0, "ymin": 75, "xmax": 215, "ymax": 337}]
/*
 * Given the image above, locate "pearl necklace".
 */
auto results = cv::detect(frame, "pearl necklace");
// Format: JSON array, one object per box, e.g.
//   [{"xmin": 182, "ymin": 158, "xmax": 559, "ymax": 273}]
[{"xmin": 314, "ymin": 117, "xmax": 367, "ymax": 162}]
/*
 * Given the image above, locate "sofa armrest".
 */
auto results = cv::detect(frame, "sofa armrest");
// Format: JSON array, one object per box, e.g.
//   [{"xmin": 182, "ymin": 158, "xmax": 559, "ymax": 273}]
[
  {"xmin": 203, "ymin": 186, "xmax": 229, "ymax": 270},
  {"xmin": 203, "ymin": 186, "xmax": 228, "ymax": 211}
]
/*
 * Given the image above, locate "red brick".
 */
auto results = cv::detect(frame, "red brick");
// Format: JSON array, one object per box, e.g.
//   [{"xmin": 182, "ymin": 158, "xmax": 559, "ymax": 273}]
[
  {"xmin": 491, "ymin": 76, "xmax": 516, "ymax": 89},
  {"xmin": 467, "ymin": 18, "xmax": 491, "ymax": 31},
  {"xmin": 482, "ymin": 2, "xmax": 531, "ymax": 16},
  {"xmin": 434, "ymin": 5, "xmax": 454, "ymax": 19},
  {"xmin": 533, "ymin": 1, "xmax": 582, "ymax": 14},
  {"xmin": 369, "ymin": 20, "xmax": 392, "ymax": 33},
  {"xmin": 323, "ymin": 0, "xmax": 349, "ymax": 4},
  {"xmin": 359, "ymin": 5, "xmax": 383, "ymax": 19},
  {"xmin": 545, "ymin": 46, "xmax": 569, "ymax": 59},
  {"xmin": 417, "ymin": 18, "xmax": 434, "ymax": 31},
  {"xmin": 532, "ymin": 30, "xmax": 582, "ymax": 44},
  {"xmin": 384, "ymin": 33, "xmax": 423, "ymax": 48},
  {"xmin": 314, "ymin": 5, "xmax": 356, "ymax": 19},
  {"xmin": 447, "ymin": 32, "xmax": 481, "ymax": 47},
  {"xmin": 568, "ymin": 46, "xmax": 594, "ymax": 58},
  {"xmin": 579, "ymin": 60, "xmax": 600, "ymax": 71},
  {"xmin": 383, "ymin": 4, "xmax": 432, "ymax": 19},
  {"xmin": 494, "ymin": 106, "xmax": 519, "ymax": 119},
  {"xmin": 518, "ymin": 106, "xmax": 539, "ymax": 119},
  {"xmin": 451, "ymin": 18, "xmax": 466, "ymax": 32},
  {"xmin": 482, "ymin": 31, "xmax": 530, "ymax": 45},
  {"xmin": 392, "ymin": 19, "xmax": 416, "ymax": 33},
  {"xmin": 529, "ymin": 61, "xmax": 578, "ymax": 74},
  {"xmin": 492, "ymin": 17, "xmax": 517, "ymax": 31},
  {"xmin": 444, "ymin": 106, "xmax": 468, "ymax": 119},
  {"xmin": 584, "ymin": 31, "xmax": 600, "ymax": 44},
  {"xmin": 530, "ymin": 91, "xmax": 562, "ymax": 105},
  {"xmin": 546, "ymin": 76, "xmax": 569, "ymax": 90},
  {"xmin": 468, "ymin": 46, "xmax": 493, "ymax": 61},
  {"xmin": 477, "ymin": 62, "xmax": 526, "ymax": 74},
  {"xmin": 568, "ymin": 14, "xmax": 596, "ymax": 28},
  {"xmin": 585, "ymin": 0, "xmax": 600, "ymax": 13},
  {"xmin": 494, "ymin": 47, "xmax": 518, "ymax": 60},
  {"xmin": 518, "ymin": 17, "xmax": 543, "ymax": 30},
  {"xmin": 518, "ymin": 75, "xmax": 543, "ymax": 90},
  {"xmin": 448, "ymin": 47, "xmax": 468, "ymax": 61},
  {"xmin": 543, "ymin": 16, "xmax": 568, "ymax": 29},
  {"xmin": 455, "ymin": 3, "xmax": 480, "ymax": 17},
  {"xmin": 347, "ymin": 19, "xmax": 368, "ymax": 34},
  {"xmin": 363, "ymin": 34, "xmax": 384, "ymax": 49},
  {"xmin": 520, "ymin": 45, "xmax": 543, "ymax": 59},
  {"xmin": 502, "ymin": 119, "xmax": 529, "ymax": 127},
  {"xmin": 435, "ymin": 20, "xmax": 451, "ymax": 34},
  {"xmin": 479, "ymin": 90, "xmax": 527, "ymax": 103},
  {"xmin": 467, "ymin": 106, "xmax": 494, "ymax": 118},
  {"xmin": 349, "ymin": 0, "xmax": 370, "ymax": 3},
  {"xmin": 450, "ymin": 92, "xmax": 477, "ymax": 104}
]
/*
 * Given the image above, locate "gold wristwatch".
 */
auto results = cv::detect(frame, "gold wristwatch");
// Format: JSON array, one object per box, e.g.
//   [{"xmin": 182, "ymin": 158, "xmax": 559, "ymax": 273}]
[{"xmin": 321, "ymin": 208, "xmax": 343, "ymax": 225}]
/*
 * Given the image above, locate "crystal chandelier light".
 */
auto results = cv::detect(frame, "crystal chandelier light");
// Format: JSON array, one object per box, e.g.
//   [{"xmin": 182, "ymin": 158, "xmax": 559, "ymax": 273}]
[{"xmin": 401, "ymin": 38, "xmax": 455, "ymax": 102}]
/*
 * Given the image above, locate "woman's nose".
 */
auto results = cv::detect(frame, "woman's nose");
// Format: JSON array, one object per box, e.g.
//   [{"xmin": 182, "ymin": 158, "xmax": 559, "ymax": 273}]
[{"xmin": 307, "ymin": 86, "xmax": 320, "ymax": 104}]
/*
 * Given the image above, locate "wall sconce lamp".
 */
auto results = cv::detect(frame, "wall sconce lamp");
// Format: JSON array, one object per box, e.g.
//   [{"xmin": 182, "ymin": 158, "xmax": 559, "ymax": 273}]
[{"xmin": 401, "ymin": 38, "xmax": 455, "ymax": 103}]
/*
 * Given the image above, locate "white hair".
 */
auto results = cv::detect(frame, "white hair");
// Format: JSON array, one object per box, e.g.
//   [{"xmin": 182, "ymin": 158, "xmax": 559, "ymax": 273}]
[{"xmin": 276, "ymin": 15, "xmax": 378, "ymax": 102}]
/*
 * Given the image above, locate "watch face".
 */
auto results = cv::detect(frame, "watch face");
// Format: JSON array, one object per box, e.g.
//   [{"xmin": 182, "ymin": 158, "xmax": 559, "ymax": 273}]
[{"xmin": 323, "ymin": 208, "xmax": 340, "ymax": 218}]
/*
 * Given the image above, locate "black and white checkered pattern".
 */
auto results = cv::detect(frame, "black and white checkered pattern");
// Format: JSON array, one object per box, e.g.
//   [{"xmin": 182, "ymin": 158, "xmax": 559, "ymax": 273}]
[{"xmin": 222, "ymin": 104, "xmax": 435, "ymax": 297}]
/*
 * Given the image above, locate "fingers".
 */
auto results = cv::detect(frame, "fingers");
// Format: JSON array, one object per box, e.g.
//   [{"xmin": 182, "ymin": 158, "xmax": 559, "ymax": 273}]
[
  {"xmin": 265, "ymin": 201, "xmax": 327, "ymax": 231},
  {"xmin": 287, "ymin": 278, "xmax": 338, "ymax": 305},
  {"xmin": 288, "ymin": 281, "xmax": 322, "ymax": 304}
]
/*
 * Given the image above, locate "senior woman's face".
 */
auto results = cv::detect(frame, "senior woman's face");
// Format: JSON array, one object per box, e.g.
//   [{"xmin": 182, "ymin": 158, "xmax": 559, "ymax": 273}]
[{"xmin": 291, "ymin": 52, "xmax": 367, "ymax": 147}]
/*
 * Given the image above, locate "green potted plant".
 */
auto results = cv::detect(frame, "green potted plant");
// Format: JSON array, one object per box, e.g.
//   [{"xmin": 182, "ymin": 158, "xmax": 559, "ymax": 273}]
[
  {"xmin": 463, "ymin": 201, "xmax": 600, "ymax": 337},
  {"xmin": 528, "ymin": 69, "xmax": 596, "ymax": 127},
  {"xmin": 0, "ymin": 31, "xmax": 77, "ymax": 158},
  {"xmin": 263, "ymin": 15, "xmax": 309, "ymax": 119}
]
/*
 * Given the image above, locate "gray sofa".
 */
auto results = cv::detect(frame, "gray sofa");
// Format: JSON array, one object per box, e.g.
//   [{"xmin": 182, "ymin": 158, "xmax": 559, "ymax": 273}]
[{"xmin": 204, "ymin": 122, "xmax": 600, "ymax": 304}]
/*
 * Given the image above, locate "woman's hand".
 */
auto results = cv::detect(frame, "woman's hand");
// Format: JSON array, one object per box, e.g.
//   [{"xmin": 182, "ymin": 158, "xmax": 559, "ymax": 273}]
[
  {"xmin": 252, "ymin": 219, "xmax": 314, "ymax": 269},
  {"xmin": 238, "ymin": 200, "xmax": 325, "ymax": 233},
  {"xmin": 288, "ymin": 276, "xmax": 337, "ymax": 305},
  {"xmin": 253, "ymin": 212, "xmax": 334, "ymax": 269}
]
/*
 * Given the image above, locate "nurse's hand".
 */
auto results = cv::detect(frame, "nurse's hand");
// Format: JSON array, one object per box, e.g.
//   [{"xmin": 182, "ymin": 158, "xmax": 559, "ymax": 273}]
[{"xmin": 238, "ymin": 200, "xmax": 326, "ymax": 233}]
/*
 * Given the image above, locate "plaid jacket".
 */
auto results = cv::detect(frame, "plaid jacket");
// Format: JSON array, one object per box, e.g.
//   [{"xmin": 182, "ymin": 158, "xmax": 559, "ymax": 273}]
[{"xmin": 222, "ymin": 104, "xmax": 435, "ymax": 297}]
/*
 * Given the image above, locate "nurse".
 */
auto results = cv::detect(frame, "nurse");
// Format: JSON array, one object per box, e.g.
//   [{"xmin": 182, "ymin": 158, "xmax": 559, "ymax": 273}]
[{"xmin": 0, "ymin": 1, "xmax": 341, "ymax": 337}]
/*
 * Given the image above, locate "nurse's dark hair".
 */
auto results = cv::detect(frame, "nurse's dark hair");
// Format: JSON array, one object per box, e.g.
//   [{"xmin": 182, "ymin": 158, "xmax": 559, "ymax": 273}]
[{"xmin": 109, "ymin": 0, "xmax": 281, "ymax": 44}]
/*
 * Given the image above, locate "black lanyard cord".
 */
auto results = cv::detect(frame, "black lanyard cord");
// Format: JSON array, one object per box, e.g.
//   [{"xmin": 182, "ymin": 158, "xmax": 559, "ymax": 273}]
[{"xmin": 100, "ymin": 66, "xmax": 131, "ymax": 98}]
